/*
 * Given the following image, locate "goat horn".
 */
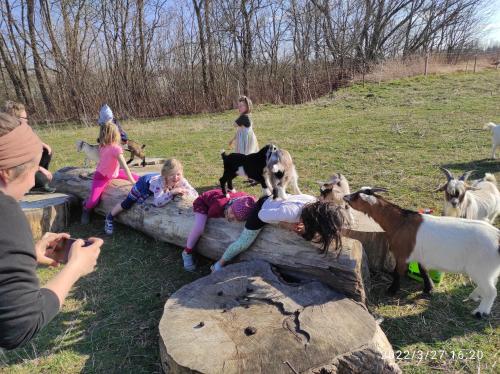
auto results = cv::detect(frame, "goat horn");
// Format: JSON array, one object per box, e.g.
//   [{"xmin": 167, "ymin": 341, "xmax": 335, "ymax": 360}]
[
  {"xmin": 459, "ymin": 170, "xmax": 475, "ymax": 182},
  {"xmin": 439, "ymin": 167, "xmax": 454, "ymax": 181},
  {"xmin": 371, "ymin": 187, "xmax": 389, "ymax": 194}
]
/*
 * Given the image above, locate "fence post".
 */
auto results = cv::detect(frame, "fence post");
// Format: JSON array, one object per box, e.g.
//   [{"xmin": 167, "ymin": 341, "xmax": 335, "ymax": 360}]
[
  {"xmin": 473, "ymin": 54, "xmax": 477, "ymax": 73},
  {"xmin": 424, "ymin": 53, "xmax": 429, "ymax": 76}
]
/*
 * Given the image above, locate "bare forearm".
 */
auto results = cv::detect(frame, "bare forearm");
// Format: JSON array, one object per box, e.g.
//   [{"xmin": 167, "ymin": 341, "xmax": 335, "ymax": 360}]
[{"xmin": 43, "ymin": 264, "xmax": 81, "ymax": 307}]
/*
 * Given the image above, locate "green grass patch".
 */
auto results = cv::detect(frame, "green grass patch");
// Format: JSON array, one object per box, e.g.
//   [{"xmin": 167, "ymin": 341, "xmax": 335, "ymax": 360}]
[{"xmin": 1, "ymin": 69, "xmax": 499, "ymax": 373}]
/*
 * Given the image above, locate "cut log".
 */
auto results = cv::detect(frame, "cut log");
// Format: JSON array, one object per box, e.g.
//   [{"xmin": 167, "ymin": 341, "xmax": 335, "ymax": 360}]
[
  {"xmin": 53, "ymin": 167, "xmax": 369, "ymax": 303},
  {"xmin": 159, "ymin": 260, "xmax": 400, "ymax": 374},
  {"xmin": 20, "ymin": 193, "xmax": 78, "ymax": 240},
  {"xmin": 345, "ymin": 211, "xmax": 395, "ymax": 273}
]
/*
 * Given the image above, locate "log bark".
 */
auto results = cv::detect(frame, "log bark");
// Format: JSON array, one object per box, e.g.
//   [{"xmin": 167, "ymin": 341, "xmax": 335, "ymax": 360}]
[
  {"xmin": 158, "ymin": 260, "xmax": 400, "ymax": 374},
  {"xmin": 20, "ymin": 193, "xmax": 78, "ymax": 240},
  {"xmin": 53, "ymin": 167, "xmax": 370, "ymax": 303},
  {"xmin": 345, "ymin": 211, "xmax": 395, "ymax": 273}
]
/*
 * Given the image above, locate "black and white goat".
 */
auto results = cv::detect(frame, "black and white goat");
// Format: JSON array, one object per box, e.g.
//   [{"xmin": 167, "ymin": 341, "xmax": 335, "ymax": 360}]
[
  {"xmin": 76, "ymin": 140, "xmax": 99, "ymax": 167},
  {"xmin": 266, "ymin": 148, "xmax": 301, "ymax": 199},
  {"xmin": 436, "ymin": 167, "xmax": 500, "ymax": 223},
  {"xmin": 343, "ymin": 187, "xmax": 500, "ymax": 317},
  {"xmin": 219, "ymin": 144, "xmax": 277, "ymax": 197}
]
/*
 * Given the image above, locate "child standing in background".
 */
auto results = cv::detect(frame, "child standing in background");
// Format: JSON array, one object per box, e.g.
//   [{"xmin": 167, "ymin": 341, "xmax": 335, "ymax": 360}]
[
  {"xmin": 98, "ymin": 104, "xmax": 128, "ymax": 144},
  {"xmin": 229, "ymin": 96, "xmax": 259, "ymax": 154},
  {"xmin": 81, "ymin": 121, "xmax": 139, "ymax": 224},
  {"xmin": 104, "ymin": 159, "xmax": 198, "ymax": 234}
]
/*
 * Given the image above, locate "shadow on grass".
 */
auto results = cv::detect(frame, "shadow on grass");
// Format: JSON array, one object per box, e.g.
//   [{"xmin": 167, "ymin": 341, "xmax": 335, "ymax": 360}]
[
  {"xmin": 441, "ymin": 158, "xmax": 500, "ymax": 176},
  {"xmin": 1, "ymin": 217, "xmax": 211, "ymax": 373},
  {"xmin": 369, "ymin": 272, "xmax": 498, "ymax": 350}
]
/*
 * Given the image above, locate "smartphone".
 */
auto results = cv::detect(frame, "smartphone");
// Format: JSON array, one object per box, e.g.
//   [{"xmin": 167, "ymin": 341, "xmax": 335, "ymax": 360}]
[{"xmin": 52, "ymin": 238, "xmax": 92, "ymax": 264}]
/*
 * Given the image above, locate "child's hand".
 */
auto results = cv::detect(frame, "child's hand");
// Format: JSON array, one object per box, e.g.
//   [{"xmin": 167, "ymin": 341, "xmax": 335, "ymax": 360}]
[
  {"xmin": 294, "ymin": 223, "xmax": 305, "ymax": 235},
  {"xmin": 171, "ymin": 187, "xmax": 187, "ymax": 196}
]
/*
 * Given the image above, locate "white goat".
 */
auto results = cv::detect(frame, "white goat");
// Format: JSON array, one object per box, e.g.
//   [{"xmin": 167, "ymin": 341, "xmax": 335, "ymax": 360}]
[
  {"xmin": 436, "ymin": 168, "xmax": 500, "ymax": 223},
  {"xmin": 483, "ymin": 122, "xmax": 500, "ymax": 159},
  {"xmin": 343, "ymin": 187, "xmax": 500, "ymax": 317},
  {"xmin": 76, "ymin": 140, "xmax": 99, "ymax": 167}
]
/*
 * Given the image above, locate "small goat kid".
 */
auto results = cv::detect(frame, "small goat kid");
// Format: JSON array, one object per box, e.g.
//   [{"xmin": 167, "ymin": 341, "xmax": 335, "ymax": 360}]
[
  {"xmin": 125, "ymin": 140, "xmax": 146, "ymax": 167},
  {"xmin": 343, "ymin": 187, "xmax": 500, "ymax": 317},
  {"xmin": 219, "ymin": 144, "xmax": 277, "ymax": 197},
  {"xmin": 76, "ymin": 140, "xmax": 99, "ymax": 167},
  {"xmin": 266, "ymin": 148, "xmax": 301, "ymax": 199},
  {"xmin": 436, "ymin": 167, "xmax": 500, "ymax": 223},
  {"xmin": 483, "ymin": 122, "xmax": 500, "ymax": 159},
  {"xmin": 318, "ymin": 173, "xmax": 354, "ymax": 224}
]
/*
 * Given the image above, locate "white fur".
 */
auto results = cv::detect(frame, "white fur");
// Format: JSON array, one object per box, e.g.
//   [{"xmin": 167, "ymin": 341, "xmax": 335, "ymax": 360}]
[
  {"xmin": 443, "ymin": 173, "xmax": 500, "ymax": 223},
  {"xmin": 76, "ymin": 140, "xmax": 99, "ymax": 167},
  {"xmin": 409, "ymin": 215, "xmax": 500, "ymax": 316},
  {"xmin": 484, "ymin": 122, "xmax": 500, "ymax": 159}
]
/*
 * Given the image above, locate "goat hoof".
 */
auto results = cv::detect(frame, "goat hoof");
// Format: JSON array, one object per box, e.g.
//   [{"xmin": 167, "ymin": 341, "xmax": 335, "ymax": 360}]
[
  {"xmin": 472, "ymin": 308, "xmax": 489, "ymax": 319},
  {"xmin": 386, "ymin": 287, "xmax": 398, "ymax": 296}
]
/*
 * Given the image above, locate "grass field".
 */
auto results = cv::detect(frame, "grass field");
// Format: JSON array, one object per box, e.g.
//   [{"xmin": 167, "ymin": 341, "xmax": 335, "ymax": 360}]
[{"xmin": 1, "ymin": 70, "xmax": 500, "ymax": 373}]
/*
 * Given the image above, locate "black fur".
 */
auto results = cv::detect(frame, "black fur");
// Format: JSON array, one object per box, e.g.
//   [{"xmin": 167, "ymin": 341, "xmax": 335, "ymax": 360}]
[{"xmin": 219, "ymin": 145, "xmax": 276, "ymax": 196}]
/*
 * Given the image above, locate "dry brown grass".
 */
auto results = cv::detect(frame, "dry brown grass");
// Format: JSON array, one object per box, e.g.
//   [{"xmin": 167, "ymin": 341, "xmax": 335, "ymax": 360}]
[{"xmin": 362, "ymin": 52, "xmax": 500, "ymax": 83}]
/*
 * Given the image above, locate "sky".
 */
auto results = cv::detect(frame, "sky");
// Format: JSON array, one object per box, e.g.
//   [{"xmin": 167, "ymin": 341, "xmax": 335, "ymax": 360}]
[{"xmin": 482, "ymin": 0, "xmax": 500, "ymax": 47}]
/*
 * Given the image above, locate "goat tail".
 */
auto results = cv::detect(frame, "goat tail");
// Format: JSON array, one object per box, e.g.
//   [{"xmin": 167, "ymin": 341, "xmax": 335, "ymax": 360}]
[
  {"xmin": 484, "ymin": 173, "xmax": 497, "ymax": 184},
  {"xmin": 220, "ymin": 149, "xmax": 227, "ymax": 159},
  {"xmin": 484, "ymin": 122, "xmax": 497, "ymax": 131},
  {"xmin": 141, "ymin": 144, "xmax": 146, "ymax": 149}
]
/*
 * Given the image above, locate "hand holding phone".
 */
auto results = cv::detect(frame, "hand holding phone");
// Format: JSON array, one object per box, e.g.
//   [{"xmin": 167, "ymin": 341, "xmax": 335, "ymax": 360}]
[{"xmin": 51, "ymin": 237, "xmax": 92, "ymax": 264}]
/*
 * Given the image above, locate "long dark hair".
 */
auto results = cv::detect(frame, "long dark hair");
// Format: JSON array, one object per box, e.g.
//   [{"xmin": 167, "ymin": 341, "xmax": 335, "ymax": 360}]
[{"xmin": 300, "ymin": 201, "xmax": 345, "ymax": 255}]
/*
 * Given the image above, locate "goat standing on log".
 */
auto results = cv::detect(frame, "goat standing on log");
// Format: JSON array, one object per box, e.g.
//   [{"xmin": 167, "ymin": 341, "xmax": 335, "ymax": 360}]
[
  {"xmin": 265, "ymin": 148, "xmax": 301, "ymax": 199},
  {"xmin": 436, "ymin": 167, "xmax": 500, "ymax": 223},
  {"xmin": 219, "ymin": 144, "xmax": 277, "ymax": 198},
  {"xmin": 76, "ymin": 140, "xmax": 99, "ymax": 167},
  {"xmin": 343, "ymin": 187, "xmax": 500, "ymax": 318}
]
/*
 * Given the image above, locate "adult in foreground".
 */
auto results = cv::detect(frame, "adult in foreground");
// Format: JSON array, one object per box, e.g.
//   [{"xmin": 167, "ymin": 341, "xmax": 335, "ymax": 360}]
[
  {"xmin": 1, "ymin": 101, "xmax": 55, "ymax": 192},
  {"xmin": 0, "ymin": 113, "xmax": 102, "ymax": 350}
]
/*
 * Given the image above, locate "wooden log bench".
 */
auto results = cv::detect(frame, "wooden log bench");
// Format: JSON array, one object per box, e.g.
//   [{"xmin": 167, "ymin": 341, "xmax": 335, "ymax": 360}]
[
  {"xmin": 159, "ymin": 260, "xmax": 400, "ymax": 373},
  {"xmin": 21, "ymin": 193, "xmax": 78, "ymax": 240},
  {"xmin": 53, "ymin": 167, "xmax": 370, "ymax": 303}
]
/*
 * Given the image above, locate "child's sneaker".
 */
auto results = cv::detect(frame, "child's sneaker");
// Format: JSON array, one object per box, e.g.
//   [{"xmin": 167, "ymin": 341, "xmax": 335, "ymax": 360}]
[
  {"xmin": 210, "ymin": 261, "xmax": 223, "ymax": 273},
  {"xmin": 182, "ymin": 251, "xmax": 196, "ymax": 272},
  {"xmin": 104, "ymin": 214, "xmax": 114, "ymax": 235}
]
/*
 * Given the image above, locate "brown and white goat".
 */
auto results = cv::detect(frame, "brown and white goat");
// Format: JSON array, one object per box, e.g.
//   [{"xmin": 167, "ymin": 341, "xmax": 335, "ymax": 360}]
[
  {"xmin": 125, "ymin": 140, "xmax": 147, "ymax": 167},
  {"xmin": 436, "ymin": 167, "xmax": 500, "ymax": 223},
  {"xmin": 343, "ymin": 187, "xmax": 500, "ymax": 317},
  {"xmin": 318, "ymin": 173, "xmax": 354, "ymax": 224}
]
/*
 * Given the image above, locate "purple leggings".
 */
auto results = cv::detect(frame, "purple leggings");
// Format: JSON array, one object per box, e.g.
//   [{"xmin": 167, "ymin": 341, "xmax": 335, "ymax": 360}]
[
  {"xmin": 185, "ymin": 213, "xmax": 208, "ymax": 251},
  {"xmin": 85, "ymin": 170, "xmax": 139, "ymax": 209}
]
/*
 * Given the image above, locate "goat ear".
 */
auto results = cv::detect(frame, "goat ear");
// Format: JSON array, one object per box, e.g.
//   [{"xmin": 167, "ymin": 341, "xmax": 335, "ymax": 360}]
[
  {"xmin": 360, "ymin": 193, "xmax": 377, "ymax": 205},
  {"xmin": 434, "ymin": 183, "xmax": 447, "ymax": 192}
]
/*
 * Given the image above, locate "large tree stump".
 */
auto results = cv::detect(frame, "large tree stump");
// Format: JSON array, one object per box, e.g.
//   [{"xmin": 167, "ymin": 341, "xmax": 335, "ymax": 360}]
[
  {"xmin": 53, "ymin": 167, "xmax": 369, "ymax": 303},
  {"xmin": 344, "ymin": 211, "xmax": 395, "ymax": 273},
  {"xmin": 159, "ymin": 260, "xmax": 400, "ymax": 374},
  {"xmin": 20, "ymin": 193, "xmax": 78, "ymax": 240}
]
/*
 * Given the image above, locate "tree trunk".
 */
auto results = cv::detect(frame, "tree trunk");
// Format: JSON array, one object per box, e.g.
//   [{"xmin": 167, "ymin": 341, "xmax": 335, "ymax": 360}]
[
  {"xmin": 26, "ymin": 0, "xmax": 55, "ymax": 115},
  {"xmin": 159, "ymin": 260, "xmax": 400, "ymax": 373},
  {"xmin": 52, "ymin": 167, "xmax": 370, "ymax": 303}
]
